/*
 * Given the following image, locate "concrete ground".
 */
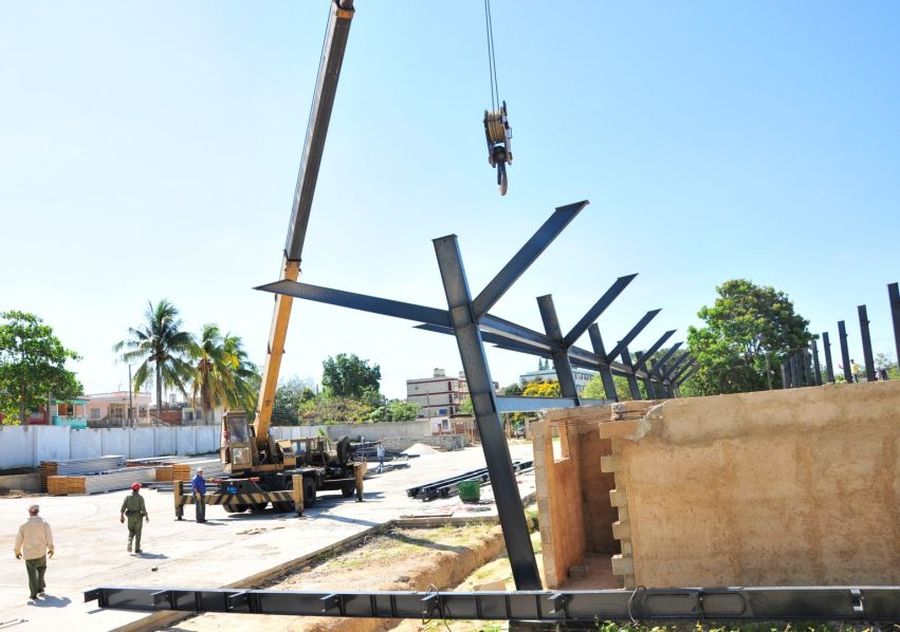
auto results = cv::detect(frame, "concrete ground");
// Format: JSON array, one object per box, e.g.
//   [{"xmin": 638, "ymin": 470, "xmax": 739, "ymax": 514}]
[{"xmin": 0, "ymin": 443, "xmax": 535, "ymax": 631}]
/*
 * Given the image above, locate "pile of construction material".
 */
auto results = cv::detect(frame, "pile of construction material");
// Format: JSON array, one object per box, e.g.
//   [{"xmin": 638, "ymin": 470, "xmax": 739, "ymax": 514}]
[
  {"xmin": 406, "ymin": 460, "xmax": 533, "ymax": 501},
  {"xmin": 42, "ymin": 455, "xmax": 224, "ymax": 495}
]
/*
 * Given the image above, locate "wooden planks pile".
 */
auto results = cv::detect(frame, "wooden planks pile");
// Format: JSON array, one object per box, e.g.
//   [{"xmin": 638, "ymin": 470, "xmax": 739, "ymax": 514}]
[
  {"xmin": 40, "ymin": 455, "xmax": 127, "ymax": 492},
  {"xmin": 45, "ymin": 466, "xmax": 157, "ymax": 495}
]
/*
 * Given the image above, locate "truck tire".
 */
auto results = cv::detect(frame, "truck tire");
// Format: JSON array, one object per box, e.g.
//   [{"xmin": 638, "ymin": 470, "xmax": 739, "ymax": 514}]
[
  {"xmin": 341, "ymin": 481, "xmax": 355, "ymax": 498},
  {"xmin": 224, "ymin": 502, "xmax": 248, "ymax": 514},
  {"xmin": 303, "ymin": 477, "xmax": 317, "ymax": 508}
]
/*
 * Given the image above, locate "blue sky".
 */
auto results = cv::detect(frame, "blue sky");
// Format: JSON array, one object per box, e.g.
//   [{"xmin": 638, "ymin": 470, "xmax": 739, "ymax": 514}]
[{"xmin": 2, "ymin": 1, "xmax": 898, "ymax": 400}]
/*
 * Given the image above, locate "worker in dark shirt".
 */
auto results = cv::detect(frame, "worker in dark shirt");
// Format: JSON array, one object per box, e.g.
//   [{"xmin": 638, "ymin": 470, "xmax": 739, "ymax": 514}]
[
  {"xmin": 120, "ymin": 483, "xmax": 149, "ymax": 553},
  {"xmin": 191, "ymin": 467, "xmax": 207, "ymax": 523}
]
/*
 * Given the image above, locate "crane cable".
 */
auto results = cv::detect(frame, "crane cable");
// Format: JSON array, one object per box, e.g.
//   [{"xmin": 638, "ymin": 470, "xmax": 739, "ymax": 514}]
[{"xmin": 483, "ymin": 0, "xmax": 506, "ymax": 143}]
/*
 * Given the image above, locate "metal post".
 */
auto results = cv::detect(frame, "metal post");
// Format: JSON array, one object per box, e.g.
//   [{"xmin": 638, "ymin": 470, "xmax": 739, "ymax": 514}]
[
  {"xmin": 858, "ymin": 305, "xmax": 876, "ymax": 382},
  {"xmin": 433, "ymin": 235, "xmax": 541, "ymax": 590},
  {"xmin": 620, "ymin": 347, "xmax": 642, "ymax": 400},
  {"xmin": 588, "ymin": 324, "xmax": 618, "ymax": 402},
  {"xmin": 635, "ymin": 351, "xmax": 655, "ymax": 398},
  {"xmin": 537, "ymin": 295, "xmax": 579, "ymax": 403},
  {"xmin": 890, "ymin": 282, "xmax": 900, "ymax": 370},
  {"xmin": 822, "ymin": 332, "xmax": 835, "ymax": 383},
  {"xmin": 790, "ymin": 353, "xmax": 801, "ymax": 388},
  {"xmin": 811, "ymin": 340, "xmax": 822, "ymax": 386},
  {"xmin": 838, "ymin": 321, "xmax": 852, "ymax": 382},
  {"xmin": 128, "ymin": 364, "xmax": 134, "ymax": 428}
]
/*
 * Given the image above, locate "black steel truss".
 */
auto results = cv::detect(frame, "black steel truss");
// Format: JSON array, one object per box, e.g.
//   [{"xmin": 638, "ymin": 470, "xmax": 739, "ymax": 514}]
[{"xmin": 84, "ymin": 586, "xmax": 900, "ymax": 622}]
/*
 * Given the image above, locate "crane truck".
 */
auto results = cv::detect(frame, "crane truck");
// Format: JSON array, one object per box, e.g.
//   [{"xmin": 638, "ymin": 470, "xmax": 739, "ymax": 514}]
[{"xmin": 174, "ymin": 0, "xmax": 364, "ymax": 519}]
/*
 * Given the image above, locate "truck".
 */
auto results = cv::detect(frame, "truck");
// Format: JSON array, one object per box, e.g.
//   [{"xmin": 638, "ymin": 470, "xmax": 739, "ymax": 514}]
[{"xmin": 174, "ymin": 0, "xmax": 363, "ymax": 519}]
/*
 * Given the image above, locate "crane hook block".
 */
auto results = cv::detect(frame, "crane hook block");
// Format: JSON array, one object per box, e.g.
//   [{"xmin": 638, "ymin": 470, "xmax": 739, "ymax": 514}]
[{"xmin": 483, "ymin": 100, "xmax": 512, "ymax": 196}]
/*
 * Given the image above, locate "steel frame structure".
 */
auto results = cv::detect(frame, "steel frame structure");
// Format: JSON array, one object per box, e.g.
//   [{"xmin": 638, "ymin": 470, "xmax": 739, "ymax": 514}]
[
  {"xmin": 255, "ymin": 200, "xmax": 689, "ymax": 588},
  {"xmin": 84, "ymin": 585, "xmax": 900, "ymax": 622}
]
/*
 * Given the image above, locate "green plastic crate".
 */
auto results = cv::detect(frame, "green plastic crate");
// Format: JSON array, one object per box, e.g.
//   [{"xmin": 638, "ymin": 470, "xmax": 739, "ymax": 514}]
[{"xmin": 457, "ymin": 479, "xmax": 481, "ymax": 503}]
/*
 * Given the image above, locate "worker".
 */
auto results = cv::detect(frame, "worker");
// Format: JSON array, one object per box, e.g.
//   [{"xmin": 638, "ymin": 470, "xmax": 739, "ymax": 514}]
[
  {"xmin": 14, "ymin": 504, "xmax": 54, "ymax": 601},
  {"xmin": 120, "ymin": 482, "xmax": 149, "ymax": 553},
  {"xmin": 850, "ymin": 359, "xmax": 861, "ymax": 382},
  {"xmin": 376, "ymin": 443, "xmax": 385, "ymax": 473},
  {"xmin": 192, "ymin": 467, "xmax": 206, "ymax": 523}
]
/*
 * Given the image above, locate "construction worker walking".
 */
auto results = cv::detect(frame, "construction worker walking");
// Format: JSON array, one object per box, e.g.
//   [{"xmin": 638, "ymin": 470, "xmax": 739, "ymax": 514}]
[
  {"xmin": 120, "ymin": 482, "xmax": 149, "ymax": 553},
  {"xmin": 14, "ymin": 504, "xmax": 54, "ymax": 601}
]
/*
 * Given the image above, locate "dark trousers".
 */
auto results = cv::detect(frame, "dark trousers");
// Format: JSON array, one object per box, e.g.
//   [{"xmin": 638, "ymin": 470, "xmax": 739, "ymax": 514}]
[
  {"xmin": 194, "ymin": 492, "xmax": 206, "ymax": 522},
  {"xmin": 127, "ymin": 514, "xmax": 143, "ymax": 551},
  {"xmin": 25, "ymin": 555, "xmax": 46, "ymax": 597}
]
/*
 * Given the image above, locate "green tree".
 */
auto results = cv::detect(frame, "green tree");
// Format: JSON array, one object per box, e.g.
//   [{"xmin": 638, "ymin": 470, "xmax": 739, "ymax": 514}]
[
  {"xmin": 190, "ymin": 324, "xmax": 259, "ymax": 423},
  {"xmin": 272, "ymin": 377, "xmax": 316, "ymax": 426},
  {"xmin": 321, "ymin": 353, "xmax": 381, "ymax": 398},
  {"xmin": 581, "ymin": 374, "xmax": 635, "ymax": 401},
  {"xmin": 115, "ymin": 300, "xmax": 195, "ymax": 421},
  {"xmin": 521, "ymin": 379, "xmax": 561, "ymax": 398},
  {"xmin": 0, "ymin": 311, "xmax": 82, "ymax": 424},
  {"xmin": 686, "ymin": 279, "xmax": 813, "ymax": 396},
  {"xmin": 368, "ymin": 399, "xmax": 419, "ymax": 422}
]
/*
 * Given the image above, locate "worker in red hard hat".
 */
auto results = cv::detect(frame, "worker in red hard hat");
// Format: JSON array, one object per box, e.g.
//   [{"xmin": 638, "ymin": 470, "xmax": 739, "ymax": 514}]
[{"xmin": 120, "ymin": 482, "xmax": 149, "ymax": 554}]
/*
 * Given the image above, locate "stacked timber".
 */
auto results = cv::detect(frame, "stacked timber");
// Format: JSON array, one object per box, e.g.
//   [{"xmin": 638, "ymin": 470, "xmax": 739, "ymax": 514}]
[{"xmin": 40, "ymin": 455, "xmax": 127, "ymax": 491}]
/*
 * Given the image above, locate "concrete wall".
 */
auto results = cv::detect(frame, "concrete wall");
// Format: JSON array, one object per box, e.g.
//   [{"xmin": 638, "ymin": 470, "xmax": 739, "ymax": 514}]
[
  {"xmin": 322, "ymin": 420, "xmax": 432, "ymax": 443},
  {"xmin": 0, "ymin": 473, "xmax": 41, "ymax": 493},
  {"xmin": 537, "ymin": 382, "xmax": 900, "ymax": 589},
  {"xmin": 0, "ymin": 425, "xmax": 221, "ymax": 470}
]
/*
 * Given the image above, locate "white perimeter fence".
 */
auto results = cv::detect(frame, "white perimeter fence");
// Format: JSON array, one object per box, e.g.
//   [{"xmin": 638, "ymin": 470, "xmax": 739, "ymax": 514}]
[{"xmin": 0, "ymin": 419, "xmax": 433, "ymax": 470}]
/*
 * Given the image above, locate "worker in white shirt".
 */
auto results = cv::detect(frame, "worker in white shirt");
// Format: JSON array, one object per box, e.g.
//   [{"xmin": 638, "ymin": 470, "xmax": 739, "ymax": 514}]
[{"xmin": 14, "ymin": 504, "xmax": 54, "ymax": 601}]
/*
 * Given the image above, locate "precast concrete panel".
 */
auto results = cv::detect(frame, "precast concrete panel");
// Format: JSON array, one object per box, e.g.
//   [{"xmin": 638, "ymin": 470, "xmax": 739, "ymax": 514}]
[
  {"xmin": 129, "ymin": 428, "xmax": 155, "ymax": 458},
  {"xmin": 176, "ymin": 427, "xmax": 197, "ymax": 454},
  {"xmin": 0, "ymin": 426, "xmax": 35, "ymax": 469},
  {"xmin": 100, "ymin": 428, "xmax": 129, "ymax": 457},
  {"xmin": 156, "ymin": 427, "xmax": 177, "ymax": 455},
  {"xmin": 326, "ymin": 420, "xmax": 431, "ymax": 442},
  {"xmin": 196, "ymin": 425, "xmax": 218, "ymax": 453},
  {"xmin": 70, "ymin": 428, "xmax": 102, "ymax": 459},
  {"xmin": 34, "ymin": 425, "xmax": 71, "ymax": 463}
]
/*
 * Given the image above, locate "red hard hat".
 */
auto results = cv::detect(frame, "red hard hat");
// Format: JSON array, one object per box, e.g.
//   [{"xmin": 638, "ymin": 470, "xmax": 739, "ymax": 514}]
[{"xmin": 131, "ymin": 482, "xmax": 142, "ymax": 491}]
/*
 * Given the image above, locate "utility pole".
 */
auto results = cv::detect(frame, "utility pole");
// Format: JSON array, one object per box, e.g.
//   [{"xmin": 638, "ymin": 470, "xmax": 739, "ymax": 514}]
[{"xmin": 128, "ymin": 364, "xmax": 134, "ymax": 429}]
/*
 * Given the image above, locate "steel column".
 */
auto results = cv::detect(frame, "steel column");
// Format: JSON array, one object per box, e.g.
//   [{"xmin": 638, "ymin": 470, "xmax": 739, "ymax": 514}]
[
  {"xmin": 838, "ymin": 320, "xmax": 852, "ymax": 382},
  {"xmin": 858, "ymin": 305, "xmax": 876, "ymax": 382},
  {"xmin": 620, "ymin": 347, "xmax": 643, "ymax": 400},
  {"xmin": 890, "ymin": 282, "xmax": 900, "ymax": 370},
  {"xmin": 432, "ymin": 235, "xmax": 541, "ymax": 590},
  {"xmin": 537, "ymin": 295, "xmax": 580, "ymax": 403},
  {"xmin": 790, "ymin": 353, "xmax": 801, "ymax": 387},
  {"xmin": 781, "ymin": 362, "xmax": 790, "ymax": 389},
  {"xmin": 811, "ymin": 340, "xmax": 822, "ymax": 386},
  {"xmin": 588, "ymin": 324, "xmax": 618, "ymax": 402},
  {"xmin": 635, "ymin": 351, "xmax": 655, "ymax": 398},
  {"xmin": 822, "ymin": 332, "xmax": 835, "ymax": 383}
]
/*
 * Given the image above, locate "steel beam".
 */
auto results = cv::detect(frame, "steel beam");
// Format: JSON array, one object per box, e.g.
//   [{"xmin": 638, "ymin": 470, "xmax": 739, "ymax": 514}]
[
  {"xmin": 432, "ymin": 234, "xmax": 541, "ymax": 590},
  {"xmin": 562, "ymin": 274, "xmax": 637, "ymax": 348},
  {"xmin": 781, "ymin": 361, "xmax": 791, "ymax": 389},
  {"xmin": 663, "ymin": 353, "xmax": 691, "ymax": 381},
  {"xmin": 676, "ymin": 363, "xmax": 698, "ymax": 386},
  {"xmin": 838, "ymin": 320, "xmax": 852, "ymax": 382},
  {"xmin": 672, "ymin": 358, "xmax": 696, "ymax": 385},
  {"xmin": 635, "ymin": 351, "xmax": 655, "ymax": 398},
  {"xmin": 890, "ymin": 282, "xmax": 900, "ymax": 370},
  {"xmin": 651, "ymin": 342, "xmax": 683, "ymax": 380},
  {"xmin": 620, "ymin": 347, "xmax": 643, "ymax": 400},
  {"xmin": 790, "ymin": 353, "xmax": 801, "ymax": 387},
  {"xmin": 588, "ymin": 324, "xmax": 618, "ymax": 402},
  {"xmin": 256, "ymin": 280, "xmax": 451, "ymax": 327},
  {"xmin": 537, "ymin": 295, "xmax": 580, "ymax": 403},
  {"xmin": 84, "ymin": 586, "xmax": 900, "ymax": 622},
  {"xmin": 811, "ymin": 340, "xmax": 822, "ymax": 385},
  {"xmin": 631, "ymin": 330, "xmax": 677, "ymax": 374},
  {"xmin": 472, "ymin": 201, "xmax": 587, "ymax": 318},
  {"xmin": 858, "ymin": 305, "xmax": 876, "ymax": 382},
  {"xmin": 496, "ymin": 396, "xmax": 607, "ymax": 413},
  {"xmin": 822, "ymin": 332, "xmax": 835, "ymax": 383},
  {"xmin": 606, "ymin": 309, "xmax": 662, "ymax": 362}
]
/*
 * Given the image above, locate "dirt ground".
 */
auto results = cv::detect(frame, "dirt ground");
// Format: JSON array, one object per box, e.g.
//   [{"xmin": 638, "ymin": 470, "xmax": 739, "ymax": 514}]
[{"xmin": 166, "ymin": 519, "xmax": 542, "ymax": 632}]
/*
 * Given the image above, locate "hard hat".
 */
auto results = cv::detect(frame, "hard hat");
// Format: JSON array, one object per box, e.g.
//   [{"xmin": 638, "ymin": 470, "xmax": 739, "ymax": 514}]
[
  {"xmin": 196, "ymin": 467, "xmax": 204, "ymax": 473},
  {"xmin": 131, "ymin": 482, "xmax": 142, "ymax": 491}
]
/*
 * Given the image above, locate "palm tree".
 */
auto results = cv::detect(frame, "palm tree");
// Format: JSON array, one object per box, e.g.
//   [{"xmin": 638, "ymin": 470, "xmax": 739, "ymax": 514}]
[
  {"xmin": 115, "ymin": 300, "xmax": 195, "ymax": 421},
  {"xmin": 191, "ymin": 324, "xmax": 259, "ymax": 424}
]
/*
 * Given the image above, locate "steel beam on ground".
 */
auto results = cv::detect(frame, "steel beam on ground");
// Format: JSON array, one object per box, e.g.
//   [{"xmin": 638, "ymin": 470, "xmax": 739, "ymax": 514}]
[
  {"xmin": 84, "ymin": 586, "xmax": 900, "ymax": 622},
  {"xmin": 890, "ymin": 282, "xmax": 900, "ymax": 370},
  {"xmin": 537, "ymin": 295, "xmax": 580, "ymax": 403},
  {"xmin": 472, "ymin": 201, "xmax": 587, "ymax": 318},
  {"xmin": 838, "ymin": 320, "xmax": 852, "ymax": 382},
  {"xmin": 588, "ymin": 324, "xmax": 618, "ymax": 402},
  {"xmin": 822, "ymin": 332, "xmax": 835, "ymax": 383},
  {"xmin": 858, "ymin": 305, "xmax": 876, "ymax": 382},
  {"xmin": 811, "ymin": 340, "xmax": 822, "ymax": 385},
  {"xmin": 606, "ymin": 309, "xmax": 662, "ymax": 362},
  {"xmin": 432, "ymin": 234, "xmax": 541, "ymax": 590},
  {"xmin": 621, "ymin": 347, "xmax": 643, "ymax": 400},
  {"xmin": 562, "ymin": 274, "xmax": 637, "ymax": 348}
]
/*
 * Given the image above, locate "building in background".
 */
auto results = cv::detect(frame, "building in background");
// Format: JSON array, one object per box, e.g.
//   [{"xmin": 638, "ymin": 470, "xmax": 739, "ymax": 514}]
[
  {"xmin": 85, "ymin": 391, "xmax": 151, "ymax": 427},
  {"xmin": 518, "ymin": 358, "xmax": 597, "ymax": 395},
  {"xmin": 406, "ymin": 368, "xmax": 498, "ymax": 433}
]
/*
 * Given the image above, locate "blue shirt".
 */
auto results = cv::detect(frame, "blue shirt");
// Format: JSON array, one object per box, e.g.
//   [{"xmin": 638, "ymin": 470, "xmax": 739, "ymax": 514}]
[{"xmin": 191, "ymin": 474, "xmax": 206, "ymax": 495}]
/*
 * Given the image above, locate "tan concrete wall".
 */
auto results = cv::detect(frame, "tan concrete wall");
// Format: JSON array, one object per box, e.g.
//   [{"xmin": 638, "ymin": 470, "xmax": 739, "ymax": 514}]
[{"xmin": 607, "ymin": 381, "xmax": 900, "ymax": 587}]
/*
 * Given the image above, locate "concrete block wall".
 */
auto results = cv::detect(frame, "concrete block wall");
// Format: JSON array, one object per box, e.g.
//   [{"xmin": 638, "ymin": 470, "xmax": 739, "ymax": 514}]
[{"xmin": 535, "ymin": 382, "xmax": 900, "ymax": 590}]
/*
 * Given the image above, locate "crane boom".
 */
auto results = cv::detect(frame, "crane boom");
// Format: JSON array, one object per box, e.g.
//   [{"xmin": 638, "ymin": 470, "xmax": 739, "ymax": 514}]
[{"xmin": 254, "ymin": 0, "xmax": 355, "ymax": 450}]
